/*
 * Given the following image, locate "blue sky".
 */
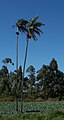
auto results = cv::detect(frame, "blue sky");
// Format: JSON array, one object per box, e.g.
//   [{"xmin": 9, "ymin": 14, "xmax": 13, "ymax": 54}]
[{"xmin": 0, "ymin": 0, "xmax": 64, "ymax": 73}]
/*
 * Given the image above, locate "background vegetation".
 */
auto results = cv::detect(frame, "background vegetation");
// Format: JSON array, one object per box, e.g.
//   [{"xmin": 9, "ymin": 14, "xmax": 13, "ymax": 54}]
[{"xmin": 0, "ymin": 58, "xmax": 64, "ymax": 101}]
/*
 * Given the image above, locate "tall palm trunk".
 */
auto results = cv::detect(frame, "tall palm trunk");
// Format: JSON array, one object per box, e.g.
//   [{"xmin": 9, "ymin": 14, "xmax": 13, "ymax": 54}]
[
  {"xmin": 21, "ymin": 38, "xmax": 29, "ymax": 113},
  {"xmin": 16, "ymin": 28, "xmax": 19, "ymax": 112}
]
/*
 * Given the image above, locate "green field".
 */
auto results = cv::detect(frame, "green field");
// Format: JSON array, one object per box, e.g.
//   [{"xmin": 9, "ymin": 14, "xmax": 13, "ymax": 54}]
[
  {"xmin": 0, "ymin": 101, "xmax": 64, "ymax": 114},
  {"xmin": 0, "ymin": 101, "xmax": 64, "ymax": 120}
]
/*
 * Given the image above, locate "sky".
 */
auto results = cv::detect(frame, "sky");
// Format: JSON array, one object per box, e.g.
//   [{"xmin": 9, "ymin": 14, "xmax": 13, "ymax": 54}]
[{"xmin": 0, "ymin": 0, "xmax": 64, "ymax": 74}]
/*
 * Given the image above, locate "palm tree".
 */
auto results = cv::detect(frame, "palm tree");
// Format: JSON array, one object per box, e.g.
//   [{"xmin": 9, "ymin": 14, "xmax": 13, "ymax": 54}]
[
  {"xmin": 15, "ymin": 27, "xmax": 19, "ymax": 112},
  {"xmin": 21, "ymin": 16, "xmax": 45, "ymax": 113},
  {"xmin": 15, "ymin": 18, "xmax": 28, "ymax": 112}
]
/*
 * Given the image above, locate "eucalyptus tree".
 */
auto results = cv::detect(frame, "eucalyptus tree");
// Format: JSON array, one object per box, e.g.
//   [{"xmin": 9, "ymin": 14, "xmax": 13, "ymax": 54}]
[
  {"xmin": 0, "ymin": 65, "xmax": 10, "ymax": 96},
  {"xmin": 26, "ymin": 65, "xmax": 35, "ymax": 98},
  {"xmin": 2, "ymin": 58, "xmax": 14, "ymax": 66},
  {"xmin": 1, "ymin": 65, "xmax": 8, "ymax": 76},
  {"xmin": 2, "ymin": 58, "xmax": 14, "ymax": 96},
  {"xmin": 36, "ymin": 58, "xmax": 64, "ymax": 99},
  {"xmin": 49, "ymin": 58, "xmax": 58, "ymax": 72},
  {"xmin": 15, "ymin": 19, "xmax": 28, "ymax": 111},
  {"xmin": 2, "ymin": 58, "xmax": 14, "ymax": 77},
  {"xmin": 21, "ymin": 16, "xmax": 44, "ymax": 112}
]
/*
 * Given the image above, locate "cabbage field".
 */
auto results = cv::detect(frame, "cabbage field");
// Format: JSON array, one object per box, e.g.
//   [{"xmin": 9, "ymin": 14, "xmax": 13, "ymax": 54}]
[{"xmin": 0, "ymin": 101, "xmax": 64, "ymax": 115}]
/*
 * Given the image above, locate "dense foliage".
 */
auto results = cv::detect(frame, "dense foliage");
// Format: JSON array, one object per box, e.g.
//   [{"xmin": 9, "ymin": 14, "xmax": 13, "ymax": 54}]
[{"xmin": 0, "ymin": 58, "xmax": 64, "ymax": 101}]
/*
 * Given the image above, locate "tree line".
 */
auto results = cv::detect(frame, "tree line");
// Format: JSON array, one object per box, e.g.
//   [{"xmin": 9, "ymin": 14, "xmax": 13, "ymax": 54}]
[{"xmin": 0, "ymin": 58, "xmax": 64, "ymax": 101}]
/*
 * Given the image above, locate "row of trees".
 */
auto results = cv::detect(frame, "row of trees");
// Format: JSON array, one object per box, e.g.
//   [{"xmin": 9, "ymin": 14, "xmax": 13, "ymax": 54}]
[{"xmin": 0, "ymin": 58, "xmax": 64, "ymax": 101}]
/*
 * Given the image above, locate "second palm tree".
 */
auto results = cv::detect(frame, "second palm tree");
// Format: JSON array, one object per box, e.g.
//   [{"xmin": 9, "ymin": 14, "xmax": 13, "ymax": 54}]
[{"xmin": 21, "ymin": 16, "xmax": 44, "ymax": 113}]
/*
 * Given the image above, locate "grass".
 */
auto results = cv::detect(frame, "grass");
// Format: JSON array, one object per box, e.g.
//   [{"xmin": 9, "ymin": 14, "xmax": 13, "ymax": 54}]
[
  {"xmin": 0, "ymin": 110, "xmax": 64, "ymax": 120},
  {"xmin": 0, "ymin": 101, "xmax": 64, "ymax": 119}
]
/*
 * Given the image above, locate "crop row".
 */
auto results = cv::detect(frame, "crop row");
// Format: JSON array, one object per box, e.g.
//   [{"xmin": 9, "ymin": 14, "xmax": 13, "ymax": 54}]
[{"xmin": 0, "ymin": 101, "xmax": 64, "ymax": 115}]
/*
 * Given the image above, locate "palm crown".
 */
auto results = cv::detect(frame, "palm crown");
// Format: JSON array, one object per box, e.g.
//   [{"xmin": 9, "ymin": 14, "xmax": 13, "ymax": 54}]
[
  {"xmin": 16, "ymin": 19, "xmax": 28, "ymax": 34},
  {"xmin": 27, "ymin": 16, "xmax": 45, "ymax": 40},
  {"xmin": 16, "ymin": 16, "xmax": 44, "ymax": 39}
]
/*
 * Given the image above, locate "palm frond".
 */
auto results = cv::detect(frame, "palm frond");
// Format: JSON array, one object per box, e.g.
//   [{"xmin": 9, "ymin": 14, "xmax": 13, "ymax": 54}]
[
  {"xmin": 35, "ymin": 27, "xmax": 43, "ymax": 34},
  {"xmin": 32, "ymin": 32, "xmax": 37, "ymax": 41},
  {"xmin": 29, "ymin": 16, "xmax": 38, "ymax": 27},
  {"xmin": 34, "ymin": 22, "xmax": 43, "ymax": 27},
  {"xmin": 18, "ymin": 26, "xmax": 27, "ymax": 33},
  {"xmin": 34, "ymin": 29, "xmax": 41, "ymax": 36}
]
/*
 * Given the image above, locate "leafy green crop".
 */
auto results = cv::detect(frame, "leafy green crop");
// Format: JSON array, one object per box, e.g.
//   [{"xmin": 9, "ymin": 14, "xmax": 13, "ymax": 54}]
[{"xmin": 0, "ymin": 101, "xmax": 64, "ymax": 115}]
